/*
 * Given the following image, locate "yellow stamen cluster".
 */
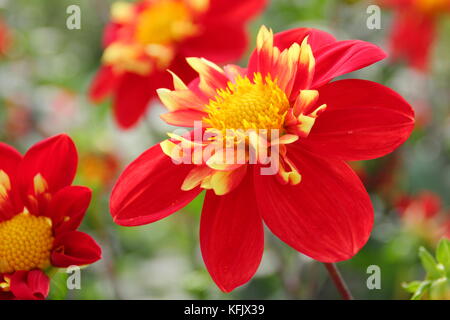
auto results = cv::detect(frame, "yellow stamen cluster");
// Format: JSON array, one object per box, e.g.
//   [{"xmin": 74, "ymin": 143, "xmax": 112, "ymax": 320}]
[
  {"xmin": 0, "ymin": 212, "xmax": 54, "ymax": 274},
  {"xmin": 204, "ymin": 73, "xmax": 290, "ymax": 132},
  {"xmin": 135, "ymin": 0, "xmax": 198, "ymax": 45}
]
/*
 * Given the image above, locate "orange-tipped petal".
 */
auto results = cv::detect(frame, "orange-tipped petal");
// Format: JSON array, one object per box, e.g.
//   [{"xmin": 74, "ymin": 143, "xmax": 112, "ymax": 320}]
[
  {"xmin": 160, "ymin": 109, "xmax": 207, "ymax": 127},
  {"xmin": 168, "ymin": 70, "xmax": 189, "ymax": 90},
  {"xmin": 209, "ymin": 165, "xmax": 247, "ymax": 196},
  {"xmin": 293, "ymin": 90, "xmax": 319, "ymax": 116},
  {"xmin": 157, "ymin": 88, "xmax": 206, "ymax": 112},
  {"xmin": 186, "ymin": 57, "xmax": 229, "ymax": 97},
  {"xmin": 181, "ymin": 166, "xmax": 213, "ymax": 191}
]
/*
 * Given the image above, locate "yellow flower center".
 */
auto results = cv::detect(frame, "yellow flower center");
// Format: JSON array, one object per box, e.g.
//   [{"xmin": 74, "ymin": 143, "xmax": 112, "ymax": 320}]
[
  {"xmin": 204, "ymin": 73, "xmax": 291, "ymax": 132},
  {"xmin": 0, "ymin": 212, "xmax": 54, "ymax": 274},
  {"xmin": 135, "ymin": 0, "xmax": 198, "ymax": 45}
]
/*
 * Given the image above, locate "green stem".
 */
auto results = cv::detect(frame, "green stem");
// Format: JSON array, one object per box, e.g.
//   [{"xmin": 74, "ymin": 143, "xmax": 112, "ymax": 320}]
[{"xmin": 323, "ymin": 263, "xmax": 354, "ymax": 300}]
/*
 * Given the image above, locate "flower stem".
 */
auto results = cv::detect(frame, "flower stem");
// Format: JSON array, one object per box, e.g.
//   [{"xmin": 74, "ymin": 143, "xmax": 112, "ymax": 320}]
[{"xmin": 323, "ymin": 263, "xmax": 353, "ymax": 300}]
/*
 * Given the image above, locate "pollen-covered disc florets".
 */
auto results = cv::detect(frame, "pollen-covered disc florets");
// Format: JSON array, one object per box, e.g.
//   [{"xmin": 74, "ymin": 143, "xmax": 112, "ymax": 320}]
[
  {"xmin": 0, "ymin": 212, "xmax": 54, "ymax": 273},
  {"xmin": 204, "ymin": 73, "xmax": 290, "ymax": 132}
]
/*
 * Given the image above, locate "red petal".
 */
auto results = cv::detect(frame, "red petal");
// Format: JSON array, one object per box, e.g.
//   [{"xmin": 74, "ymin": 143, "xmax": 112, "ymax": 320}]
[
  {"xmin": 25, "ymin": 270, "xmax": 50, "ymax": 300},
  {"xmin": 113, "ymin": 72, "xmax": 158, "ymax": 129},
  {"xmin": 312, "ymin": 40, "xmax": 387, "ymax": 88},
  {"xmin": 181, "ymin": 23, "xmax": 248, "ymax": 64},
  {"xmin": 51, "ymin": 231, "xmax": 101, "ymax": 268},
  {"xmin": 47, "ymin": 186, "xmax": 92, "ymax": 234},
  {"xmin": 254, "ymin": 148, "xmax": 373, "ymax": 262},
  {"xmin": 102, "ymin": 22, "xmax": 121, "ymax": 48},
  {"xmin": 110, "ymin": 143, "xmax": 201, "ymax": 226},
  {"xmin": 19, "ymin": 134, "xmax": 77, "ymax": 195},
  {"xmin": 0, "ymin": 143, "xmax": 22, "ymax": 221},
  {"xmin": 8, "ymin": 270, "xmax": 49, "ymax": 300},
  {"xmin": 200, "ymin": 174, "xmax": 264, "ymax": 292},
  {"xmin": 89, "ymin": 66, "xmax": 118, "ymax": 102},
  {"xmin": 203, "ymin": 0, "xmax": 266, "ymax": 21},
  {"xmin": 273, "ymin": 28, "xmax": 337, "ymax": 52},
  {"xmin": 0, "ymin": 142, "xmax": 22, "ymax": 177},
  {"xmin": 302, "ymin": 79, "xmax": 415, "ymax": 161}
]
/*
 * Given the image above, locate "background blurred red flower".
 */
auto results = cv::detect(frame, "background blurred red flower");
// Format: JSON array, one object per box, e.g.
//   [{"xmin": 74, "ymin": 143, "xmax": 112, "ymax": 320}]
[
  {"xmin": 396, "ymin": 191, "xmax": 449, "ymax": 244},
  {"xmin": 379, "ymin": 0, "xmax": 450, "ymax": 71},
  {"xmin": 110, "ymin": 26, "xmax": 415, "ymax": 292},
  {"xmin": 0, "ymin": 17, "xmax": 11, "ymax": 56},
  {"xmin": 0, "ymin": 134, "xmax": 101, "ymax": 300},
  {"xmin": 78, "ymin": 151, "xmax": 120, "ymax": 189},
  {"xmin": 89, "ymin": 0, "xmax": 267, "ymax": 129}
]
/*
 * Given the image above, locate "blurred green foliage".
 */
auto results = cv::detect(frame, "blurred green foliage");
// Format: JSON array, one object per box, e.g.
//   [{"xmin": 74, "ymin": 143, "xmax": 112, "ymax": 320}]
[{"xmin": 403, "ymin": 239, "xmax": 450, "ymax": 300}]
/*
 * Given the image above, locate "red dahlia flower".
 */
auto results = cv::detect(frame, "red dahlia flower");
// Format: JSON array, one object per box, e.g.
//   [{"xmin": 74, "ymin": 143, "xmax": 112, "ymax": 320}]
[
  {"xmin": 0, "ymin": 135, "xmax": 101, "ymax": 300},
  {"xmin": 110, "ymin": 26, "xmax": 415, "ymax": 292},
  {"xmin": 380, "ymin": 0, "xmax": 450, "ymax": 71},
  {"xmin": 89, "ymin": 0, "xmax": 266, "ymax": 129}
]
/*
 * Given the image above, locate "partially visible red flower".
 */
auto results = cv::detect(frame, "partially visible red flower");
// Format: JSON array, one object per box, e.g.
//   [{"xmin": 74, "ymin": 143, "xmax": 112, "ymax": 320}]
[
  {"xmin": 397, "ymin": 191, "xmax": 442, "ymax": 219},
  {"xmin": 0, "ymin": 18, "xmax": 11, "ymax": 56},
  {"xmin": 396, "ymin": 191, "xmax": 449, "ymax": 244},
  {"xmin": 443, "ymin": 220, "xmax": 450, "ymax": 239},
  {"xmin": 89, "ymin": 0, "xmax": 266, "ymax": 129},
  {"xmin": 110, "ymin": 26, "xmax": 415, "ymax": 292},
  {"xmin": 0, "ymin": 270, "xmax": 49, "ymax": 300},
  {"xmin": 379, "ymin": 0, "xmax": 450, "ymax": 71},
  {"xmin": 3, "ymin": 99, "xmax": 32, "ymax": 140},
  {"xmin": 0, "ymin": 134, "xmax": 102, "ymax": 300}
]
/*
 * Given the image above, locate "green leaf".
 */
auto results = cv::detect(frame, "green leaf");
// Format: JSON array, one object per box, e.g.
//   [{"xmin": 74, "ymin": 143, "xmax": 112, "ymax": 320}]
[
  {"xmin": 402, "ymin": 281, "xmax": 422, "ymax": 293},
  {"xmin": 429, "ymin": 278, "xmax": 450, "ymax": 300},
  {"xmin": 410, "ymin": 281, "xmax": 431, "ymax": 300},
  {"xmin": 419, "ymin": 247, "xmax": 441, "ymax": 279},
  {"xmin": 48, "ymin": 270, "xmax": 68, "ymax": 300},
  {"xmin": 436, "ymin": 238, "xmax": 450, "ymax": 270}
]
